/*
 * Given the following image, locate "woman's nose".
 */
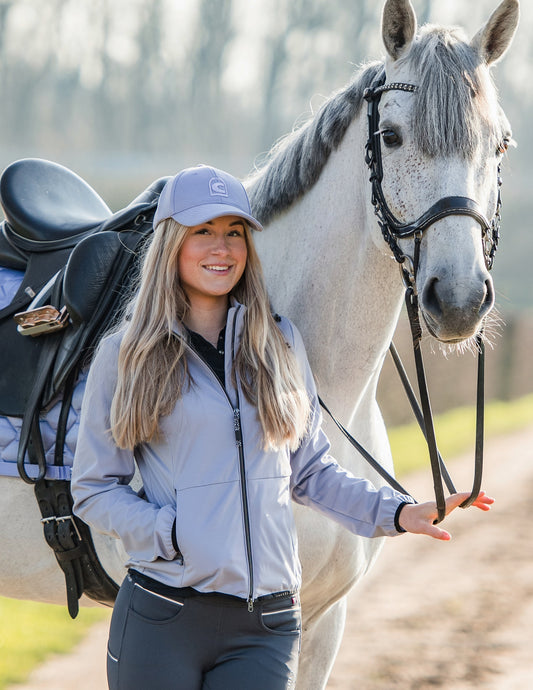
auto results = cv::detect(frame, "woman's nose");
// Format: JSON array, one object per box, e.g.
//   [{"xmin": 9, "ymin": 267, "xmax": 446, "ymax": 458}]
[{"xmin": 211, "ymin": 235, "xmax": 230, "ymax": 253}]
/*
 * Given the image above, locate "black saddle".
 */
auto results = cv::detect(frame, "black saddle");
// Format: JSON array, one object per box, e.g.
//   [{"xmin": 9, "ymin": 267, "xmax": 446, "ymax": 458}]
[
  {"xmin": 0, "ymin": 158, "xmax": 170, "ymax": 617},
  {"xmin": 0, "ymin": 158, "xmax": 169, "ymax": 417}
]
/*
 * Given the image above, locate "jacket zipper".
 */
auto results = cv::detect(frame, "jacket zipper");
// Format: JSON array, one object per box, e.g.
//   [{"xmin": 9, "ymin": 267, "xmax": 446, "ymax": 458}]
[
  {"xmin": 184, "ymin": 307, "xmax": 255, "ymax": 612},
  {"xmin": 232, "ymin": 405, "xmax": 255, "ymax": 612}
]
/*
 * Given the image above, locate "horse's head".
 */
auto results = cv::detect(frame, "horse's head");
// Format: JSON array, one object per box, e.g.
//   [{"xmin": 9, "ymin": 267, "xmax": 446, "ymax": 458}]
[{"xmin": 372, "ymin": 0, "xmax": 519, "ymax": 344}]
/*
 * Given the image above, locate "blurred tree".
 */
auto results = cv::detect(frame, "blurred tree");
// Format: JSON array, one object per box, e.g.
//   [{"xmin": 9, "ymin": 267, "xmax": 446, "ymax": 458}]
[
  {"xmin": 259, "ymin": 0, "xmax": 330, "ymax": 148},
  {"xmin": 187, "ymin": 0, "xmax": 234, "ymax": 149},
  {"xmin": 417, "ymin": 0, "xmax": 433, "ymax": 24},
  {"xmin": 131, "ymin": 0, "xmax": 167, "ymax": 150}
]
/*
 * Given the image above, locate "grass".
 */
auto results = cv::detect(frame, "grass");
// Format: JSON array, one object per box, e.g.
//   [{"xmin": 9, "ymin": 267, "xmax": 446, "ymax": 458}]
[
  {"xmin": 389, "ymin": 393, "xmax": 533, "ymax": 477},
  {"xmin": 0, "ymin": 597, "xmax": 109, "ymax": 689},
  {"xmin": 0, "ymin": 394, "xmax": 531, "ymax": 688}
]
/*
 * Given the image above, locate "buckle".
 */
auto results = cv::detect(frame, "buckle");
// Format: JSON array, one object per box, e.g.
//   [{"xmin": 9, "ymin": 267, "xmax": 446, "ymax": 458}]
[{"xmin": 14, "ymin": 305, "xmax": 69, "ymax": 336}]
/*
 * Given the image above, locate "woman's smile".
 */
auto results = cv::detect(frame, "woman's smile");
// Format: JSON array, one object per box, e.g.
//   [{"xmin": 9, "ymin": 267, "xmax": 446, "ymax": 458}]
[{"xmin": 203, "ymin": 263, "xmax": 232, "ymax": 273}]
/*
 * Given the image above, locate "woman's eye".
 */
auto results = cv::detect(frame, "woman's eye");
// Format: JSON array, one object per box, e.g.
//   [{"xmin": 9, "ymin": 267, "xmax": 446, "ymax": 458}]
[{"xmin": 381, "ymin": 128, "xmax": 402, "ymax": 147}]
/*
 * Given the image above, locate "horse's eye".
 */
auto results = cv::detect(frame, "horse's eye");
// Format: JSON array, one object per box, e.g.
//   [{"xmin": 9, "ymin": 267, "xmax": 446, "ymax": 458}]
[
  {"xmin": 381, "ymin": 128, "xmax": 402, "ymax": 147},
  {"xmin": 497, "ymin": 138, "xmax": 510, "ymax": 155}
]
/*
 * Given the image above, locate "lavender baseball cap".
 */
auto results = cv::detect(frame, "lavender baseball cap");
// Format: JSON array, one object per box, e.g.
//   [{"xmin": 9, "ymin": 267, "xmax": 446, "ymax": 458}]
[{"xmin": 153, "ymin": 165, "xmax": 263, "ymax": 231}]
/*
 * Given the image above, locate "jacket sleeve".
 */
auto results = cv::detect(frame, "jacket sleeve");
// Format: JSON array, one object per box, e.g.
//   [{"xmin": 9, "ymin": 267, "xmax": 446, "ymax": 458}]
[
  {"xmin": 284, "ymin": 320, "xmax": 414, "ymax": 538},
  {"xmin": 71, "ymin": 334, "xmax": 177, "ymax": 562}
]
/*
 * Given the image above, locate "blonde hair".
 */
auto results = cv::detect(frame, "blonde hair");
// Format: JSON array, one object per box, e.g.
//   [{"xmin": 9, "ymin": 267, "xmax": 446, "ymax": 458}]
[{"xmin": 110, "ymin": 218, "xmax": 310, "ymax": 451}]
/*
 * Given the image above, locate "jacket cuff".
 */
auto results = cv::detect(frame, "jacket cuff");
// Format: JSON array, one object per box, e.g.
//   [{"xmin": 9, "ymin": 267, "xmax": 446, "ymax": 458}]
[{"xmin": 394, "ymin": 502, "xmax": 409, "ymax": 533}]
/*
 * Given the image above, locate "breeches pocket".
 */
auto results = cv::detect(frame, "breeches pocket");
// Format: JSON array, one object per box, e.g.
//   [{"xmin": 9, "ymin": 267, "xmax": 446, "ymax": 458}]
[{"xmin": 259, "ymin": 596, "xmax": 301, "ymax": 636}]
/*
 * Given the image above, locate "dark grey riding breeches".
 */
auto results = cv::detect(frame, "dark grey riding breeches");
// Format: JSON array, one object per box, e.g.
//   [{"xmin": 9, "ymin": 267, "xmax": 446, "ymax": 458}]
[{"xmin": 107, "ymin": 571, "xmax": 301, "ymax": 690}]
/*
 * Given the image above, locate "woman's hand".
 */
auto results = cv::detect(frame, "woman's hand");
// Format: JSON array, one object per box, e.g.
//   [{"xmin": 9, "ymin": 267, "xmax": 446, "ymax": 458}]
[{"xmin": 398, "ymin": 491, "xmax": 495, "ymax": 541}]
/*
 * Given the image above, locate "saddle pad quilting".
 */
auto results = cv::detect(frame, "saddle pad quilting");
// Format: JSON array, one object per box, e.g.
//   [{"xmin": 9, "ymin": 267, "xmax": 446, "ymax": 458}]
[{"xmin": 0, "ymin": 265, "xmax": 24, "ymax": 310}]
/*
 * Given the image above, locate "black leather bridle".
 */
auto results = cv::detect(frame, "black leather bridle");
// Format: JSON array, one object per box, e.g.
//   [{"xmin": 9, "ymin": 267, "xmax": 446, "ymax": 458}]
[
  {"xmin": 322, "ymin": 73, "xmax": 504, "ymax": 523},
  {"xmin": 364, "ymin": 72, "xmax": 503, "ymax": 522}
]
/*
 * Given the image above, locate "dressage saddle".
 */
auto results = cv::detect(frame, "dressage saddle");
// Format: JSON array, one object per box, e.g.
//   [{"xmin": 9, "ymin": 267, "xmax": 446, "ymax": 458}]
[
  {"xmin": 0, "ymin": 158, "xmax": 168, "ymax": 415},
  {"xmin": 0, "ymin": 157, "xmax": 169, "ymax": 617}
]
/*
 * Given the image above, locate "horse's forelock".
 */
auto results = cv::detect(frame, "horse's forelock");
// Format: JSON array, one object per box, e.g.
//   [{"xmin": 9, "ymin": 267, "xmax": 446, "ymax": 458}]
[{"xmin": 402, "ymin": 26, "xmax": 502, "ymax": 158}]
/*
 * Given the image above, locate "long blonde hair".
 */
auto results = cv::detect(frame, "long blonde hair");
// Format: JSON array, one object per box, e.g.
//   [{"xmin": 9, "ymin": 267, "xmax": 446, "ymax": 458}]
[{"xmin": 110, "ymin": 218, "xmax": 310, "ymax": 451}]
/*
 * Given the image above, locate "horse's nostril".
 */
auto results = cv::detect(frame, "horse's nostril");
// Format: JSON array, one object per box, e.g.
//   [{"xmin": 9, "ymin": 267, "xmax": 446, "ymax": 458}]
[
  {"xmin": 421, "ymin": 278, "xmax": 442, "ymax": 320},
  {"xmin": 479, "ymin": 278, "xmax": 495, "ymax": 318}
]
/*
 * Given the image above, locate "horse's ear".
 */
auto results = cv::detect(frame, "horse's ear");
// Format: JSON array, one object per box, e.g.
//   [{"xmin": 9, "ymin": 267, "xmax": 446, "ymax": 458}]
[
  {"xmin": 470, "ymin": 0, "xmax": 520, "ymax": 65},
  {"xmin": 381, "ymin": 0, "xmax": 417, "ymax": 61}
]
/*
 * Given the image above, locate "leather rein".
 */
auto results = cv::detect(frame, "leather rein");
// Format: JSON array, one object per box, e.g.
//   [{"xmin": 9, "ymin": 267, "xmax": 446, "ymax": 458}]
[{"xmin": 321, "ymin": 72, "xmax": 503, "ymax": 523}]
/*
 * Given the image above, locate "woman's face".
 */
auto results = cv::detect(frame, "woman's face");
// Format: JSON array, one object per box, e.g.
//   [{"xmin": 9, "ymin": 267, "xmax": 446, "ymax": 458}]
[{"xmin": 178, "ymin": 215, "xmax": 248, "ymax": 307}]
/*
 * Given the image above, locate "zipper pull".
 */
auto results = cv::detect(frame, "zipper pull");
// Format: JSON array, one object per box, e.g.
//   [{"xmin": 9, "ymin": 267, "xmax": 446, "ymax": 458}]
[
  {"xmin": 247, "ymin": 597, "xmax": 254, "ymax": 613},
  {"xmin": 233, "ymin": 409, "xmax": 243, "ymax": 447}
]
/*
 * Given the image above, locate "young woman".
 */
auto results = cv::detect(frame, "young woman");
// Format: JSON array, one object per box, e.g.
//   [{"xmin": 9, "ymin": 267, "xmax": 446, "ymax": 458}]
[{"xmin": 71, "ymin": 164, "xmax": 493, "ymax": 690}]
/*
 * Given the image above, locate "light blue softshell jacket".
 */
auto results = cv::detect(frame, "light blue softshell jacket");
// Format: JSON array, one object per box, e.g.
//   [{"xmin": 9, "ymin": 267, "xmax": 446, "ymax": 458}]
[{"xmin": 71, "ymin": 301, "xmax": 411, "ymax": 600}]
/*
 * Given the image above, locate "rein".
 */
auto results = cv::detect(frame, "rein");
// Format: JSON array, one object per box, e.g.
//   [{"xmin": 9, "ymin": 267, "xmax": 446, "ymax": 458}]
[{"xmin": 321, "ymin": 73, "xmax": 500, "ymax": 523}]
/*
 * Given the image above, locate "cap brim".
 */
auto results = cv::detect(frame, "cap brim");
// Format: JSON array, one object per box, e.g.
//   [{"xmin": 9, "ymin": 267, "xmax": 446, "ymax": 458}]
[{"xmin": 173, "ymin": 204, "xmax": 263, "ymax": 232}]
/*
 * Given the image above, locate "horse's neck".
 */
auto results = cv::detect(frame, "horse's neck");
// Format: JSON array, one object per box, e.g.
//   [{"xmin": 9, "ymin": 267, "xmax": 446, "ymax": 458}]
[{"xmin": 256, "ymin": 121, "xmax": 404, "ymax": 420}]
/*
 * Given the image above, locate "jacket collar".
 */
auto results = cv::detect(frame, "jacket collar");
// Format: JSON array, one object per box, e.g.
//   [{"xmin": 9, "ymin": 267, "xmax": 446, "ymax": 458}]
[{"xmin": 171, "ymin": 297, "xmax": 246, "ymax": 341}]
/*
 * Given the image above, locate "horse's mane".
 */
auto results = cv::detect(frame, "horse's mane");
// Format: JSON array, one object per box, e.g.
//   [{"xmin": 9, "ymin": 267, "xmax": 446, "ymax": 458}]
[
  {"xmin": 247, "ymin": 25, "xmax": 506, "ymax": 227},
  {"xmin": 246, "ymin": 61, "xmax": 382, "ymax": 226}
]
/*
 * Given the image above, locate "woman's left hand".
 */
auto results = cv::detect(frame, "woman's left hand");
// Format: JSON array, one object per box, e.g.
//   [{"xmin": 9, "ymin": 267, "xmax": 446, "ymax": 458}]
[{"xmin": 398, "ymin": 491, "xmax": 495, "ymax": 541}]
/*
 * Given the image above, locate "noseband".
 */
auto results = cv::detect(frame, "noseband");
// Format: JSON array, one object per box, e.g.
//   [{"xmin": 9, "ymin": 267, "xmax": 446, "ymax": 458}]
[{"xmin": 363, "ymin": 73, "xmax": 502, "ymax": 281}]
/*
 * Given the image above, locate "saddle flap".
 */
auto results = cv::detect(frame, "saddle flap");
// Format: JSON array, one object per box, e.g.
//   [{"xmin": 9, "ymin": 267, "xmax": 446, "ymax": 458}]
[
  {"xmin": 0, "ymin": 158, "xmax": 112, "ymax": 242},
  {"xmin": 63, "ymin": 231, "xmax": 124, "ymax": 325}
]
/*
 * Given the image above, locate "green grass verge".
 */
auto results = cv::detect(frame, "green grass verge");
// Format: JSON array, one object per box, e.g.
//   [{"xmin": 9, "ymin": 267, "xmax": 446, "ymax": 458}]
[
  {"xmin": 0, "ymin": 597, "xmax": 109, "ymax": 689},
  {"xmin": 389, "ymin": 393, "xmax": 533, "ymax": 477}
]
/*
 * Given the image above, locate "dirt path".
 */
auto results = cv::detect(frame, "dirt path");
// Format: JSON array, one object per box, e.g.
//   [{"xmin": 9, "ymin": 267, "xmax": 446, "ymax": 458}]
[
  {"xmin": 9, "ymin": 426, "xmax": 533, "ymax": 690},
  {"xmin": 328, "ymin": 425, "xmax": 533, "ymax": 690}
]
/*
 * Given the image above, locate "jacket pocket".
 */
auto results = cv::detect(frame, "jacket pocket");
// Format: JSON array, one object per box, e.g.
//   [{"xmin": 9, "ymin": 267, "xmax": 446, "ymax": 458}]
[
  {"xmin": 171, "ymin": 516, "xmax": 184, "ymax": 564},
  {"xmin": 175, "ymin": 480, "xmax": 245, "ymax": 588}
]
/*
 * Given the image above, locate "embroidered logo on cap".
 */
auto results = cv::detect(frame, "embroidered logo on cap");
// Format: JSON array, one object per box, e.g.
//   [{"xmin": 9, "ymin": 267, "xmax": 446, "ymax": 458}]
[{"xmin": 209, "ymin": 176, "xmax": 228, "ymax": 197}]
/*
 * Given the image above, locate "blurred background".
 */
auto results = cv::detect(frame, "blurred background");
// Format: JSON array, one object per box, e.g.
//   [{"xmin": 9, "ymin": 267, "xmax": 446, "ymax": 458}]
[{"xmin": 0, "ymin": 0, "xmax": 531, "ymax": 421}]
